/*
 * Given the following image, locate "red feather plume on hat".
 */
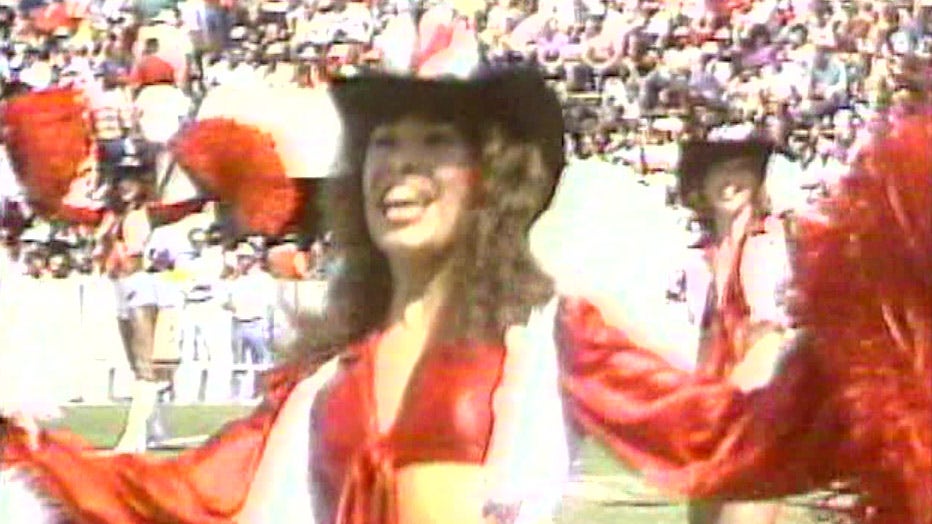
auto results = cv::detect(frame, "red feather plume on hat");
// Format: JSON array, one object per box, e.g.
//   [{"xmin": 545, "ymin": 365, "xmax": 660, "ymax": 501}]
[
  {"xmin": 792, "ymin": 109, "xmax": 932, "ymax": 522},
  {"xmin": 1, "ymin": 88, "xmax": 92, "ymax": 217},
  {"xmin": 171, "ymin": 119, "xmax": 307, "ymax": 237}
]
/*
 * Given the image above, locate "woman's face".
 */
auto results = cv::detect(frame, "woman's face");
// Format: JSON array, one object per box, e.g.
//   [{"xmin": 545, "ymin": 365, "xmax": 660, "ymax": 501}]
[
  {"xmin": 702, "ymin": 159, "xmax": 760, "ymax": 217},
  {"xmin": 363, "ymin": 116, "xmax": 480, "ymax": 260},
  {"xmin": 118, "ymin": 178, "xmax": 143, "ymax": 203}
]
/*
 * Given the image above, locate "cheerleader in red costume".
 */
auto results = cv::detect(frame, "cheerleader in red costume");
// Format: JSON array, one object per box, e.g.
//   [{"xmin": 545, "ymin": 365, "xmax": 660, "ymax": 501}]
[
  {"xmin": 548, "ymin": 107, "xmax": 932, "ymax": 523},
  {"xmin": 0, "ymin": 86, "xmax": 210, "ymax": 456},
  {"xmin": 3, "ymin": 30, "xmax": 929, "ymax": 524},
  {"xmin": 0, "ymin": 60, "xmax": 692, "ymax": 524},
  {"xmin": 0, "ymin": 54, "xmax": 577, "ymax": 524},
  {"xmin": 677, "ymin": 138, "xmax": 793, "ymax": 524}
]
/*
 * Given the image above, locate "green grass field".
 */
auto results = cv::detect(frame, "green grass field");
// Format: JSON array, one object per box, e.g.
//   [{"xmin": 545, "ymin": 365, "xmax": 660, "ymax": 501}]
[{"xmin": 48, "ymin": 405, "xmax": 841, "ymax": 523}]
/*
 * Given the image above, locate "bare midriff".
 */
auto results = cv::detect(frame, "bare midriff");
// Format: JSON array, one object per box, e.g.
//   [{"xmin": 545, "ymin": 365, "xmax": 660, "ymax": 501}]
[{"xmin": 395, "ymin": 463, "xmax": 488, "ymax": 524}]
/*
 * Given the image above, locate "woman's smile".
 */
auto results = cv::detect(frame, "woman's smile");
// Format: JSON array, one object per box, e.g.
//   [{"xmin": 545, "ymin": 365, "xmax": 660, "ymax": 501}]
[{"xmin": 380, "ymin": 182, "xmax": 438, "ymax": 225}]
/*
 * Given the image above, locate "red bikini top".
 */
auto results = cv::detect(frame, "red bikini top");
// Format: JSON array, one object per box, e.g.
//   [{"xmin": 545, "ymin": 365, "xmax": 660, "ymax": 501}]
[{"xmin": 309, "ymin": 332, "xmax": 507, "ymax": 524}]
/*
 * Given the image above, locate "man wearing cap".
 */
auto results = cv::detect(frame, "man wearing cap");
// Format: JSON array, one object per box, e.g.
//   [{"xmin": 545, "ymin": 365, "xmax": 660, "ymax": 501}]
[
  {"xmin": 677, "ymin": 139, "xmax": 792, "ymax": 524},
  {"xmin": 224, "ymin": 241, "xmax": 276, "ymax": 401},
  {"xmin": 128, "ymin": 38, "xmax": 176, "ymax": 94},
  {"xmin": 207, "ymin": 48, "xmax": 258, "ymax": 87}
]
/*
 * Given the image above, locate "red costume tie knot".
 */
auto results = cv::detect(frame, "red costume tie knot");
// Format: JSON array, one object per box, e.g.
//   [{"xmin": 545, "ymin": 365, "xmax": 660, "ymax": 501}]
[{"xmin": 336, "ymin": 437, "xmax": 399, "ymax": 524}]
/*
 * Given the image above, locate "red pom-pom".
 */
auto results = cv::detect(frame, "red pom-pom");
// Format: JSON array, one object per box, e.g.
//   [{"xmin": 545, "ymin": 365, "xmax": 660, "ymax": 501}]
[
  {"xmin": 2, "ymin": 89, "xmax": 92, "ymax": 217},
  {"xmin": 793, "ymin": 109, "xmax": 932, "ymax": 522},
  {"xmin": 171, "ymin": 119, "xmax": 310, "ymax": 237}
]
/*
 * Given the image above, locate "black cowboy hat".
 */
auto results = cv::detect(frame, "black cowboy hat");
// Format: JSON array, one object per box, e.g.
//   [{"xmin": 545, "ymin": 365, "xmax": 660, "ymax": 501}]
[
  {"xmin": 676, "ymin": 138, "xmax": 773, "ymax": 210},
  {"xmin": 326, "ymin": 66, "xmax": 566, "ymax": 186}
]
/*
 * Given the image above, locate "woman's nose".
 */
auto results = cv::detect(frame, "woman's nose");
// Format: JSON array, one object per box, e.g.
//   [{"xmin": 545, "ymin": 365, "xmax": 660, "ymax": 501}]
[{"xmin": 387, "ymin": 149, "xmax": 429, "ymax": 177}]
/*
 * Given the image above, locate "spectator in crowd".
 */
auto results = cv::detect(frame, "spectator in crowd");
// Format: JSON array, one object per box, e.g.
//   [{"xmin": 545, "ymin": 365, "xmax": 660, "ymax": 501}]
[
  {"xmin": 803, "ymin": 41, "xmax": 849, "ymax": 118},
  {"xmin": 225, "ymin": 241, "xmax": 276, "ymax": 401},
  {"xmin": 132, "ymin": 59, "xmax": 192, "ymax": 189},
  {"xmin": 145, "ymin": 247, "xmax": 184, "ymax": 443},
  {"xmin": 128, "ymin": 37, "xmax": 175, "ymax": 94},
  {"xmin": 45, "ymin": 251, "xmax": 71, "ymax": 279},
  {"xmin": 174, "ymin": 226, "xmax": 232, "ymax": 403},
  {"xmin": 88, "ymin": 67, "xmax": 136, "ymax": 189},
  {"xmin": 22, "ymin": 247, "xmax": 47, "ymax": 279},
  {"xmin": 110, "ymin": 224, "xmax": 161, "ymax": 452}
]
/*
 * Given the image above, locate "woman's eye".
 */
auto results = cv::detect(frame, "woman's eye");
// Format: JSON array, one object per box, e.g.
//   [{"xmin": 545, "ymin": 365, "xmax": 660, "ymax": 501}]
[
  {"xmin": 423, "ymin": 130, "xmax": 460, "ymax": 147},
  {"xmin": 369, "ymin": 133, "xmax": 396, "ymax": 149}
]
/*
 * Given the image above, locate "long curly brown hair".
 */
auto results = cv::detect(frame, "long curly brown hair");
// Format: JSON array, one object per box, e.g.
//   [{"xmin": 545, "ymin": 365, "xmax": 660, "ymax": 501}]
[{"xmin": 286, "ymin": 106, "xmax": 561, "ymax": 360}]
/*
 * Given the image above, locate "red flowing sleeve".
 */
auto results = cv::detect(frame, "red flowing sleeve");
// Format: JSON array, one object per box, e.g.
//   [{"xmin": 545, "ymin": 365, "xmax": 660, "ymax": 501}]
[
  {"xmin": 0, "ymin": 360, "xmax": 314, "ymax": 523},
  {"xmin": 146, "ymin": 198, "xmax": 210, "ymax": 228},
  {"xmin": 556, "ymin": 297, "xmax": 845, "ymax": 500},
  {"xmin": 55, "ymin": 204, "xmax": 106, "ymax": 225}
]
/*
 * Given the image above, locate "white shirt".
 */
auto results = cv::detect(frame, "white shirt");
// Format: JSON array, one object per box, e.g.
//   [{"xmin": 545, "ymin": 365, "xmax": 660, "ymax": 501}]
[
  {"xmin": 0, "ymin": 147, "xmax": 22, "ymax": 199},
  {"xmin": 684, "ymin": 224, "xmax": 793, "ymax": 331},
  {"xmin": 176, "ymin": 247, "xmax": 224, "ymax": 301},
  {"xmin": 19, "ymin": 61, "xmax": 53, "ymax": 90},
  {"xmin": 154, "ymin": 271, "xmax": 186, "ymax": 309},
  {"xmin": 226, "ymin": 267, "xmax": 276, "ymax": 321},
  {"xmin": 135, "ymin": 85, "xmax": 191, "ymax": 144},
  {"xmin": 210, "ymin": 62, "xmax": 261, "ymax": 87}
]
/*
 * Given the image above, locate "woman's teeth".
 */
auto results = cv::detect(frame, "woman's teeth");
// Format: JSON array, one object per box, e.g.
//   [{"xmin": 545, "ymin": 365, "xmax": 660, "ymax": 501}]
[{"xmin": 382, "ymin": 187, "xmax": 432, "ymax": 223}]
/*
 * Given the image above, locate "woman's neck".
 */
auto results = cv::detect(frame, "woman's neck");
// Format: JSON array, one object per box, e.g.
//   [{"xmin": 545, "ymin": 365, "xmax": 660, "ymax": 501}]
[
  {"xmin": 386, "ymin": 253, "xmax": 456, "ymax": 333},
  {"xmin": 714, "ymin": 204, "xmax": 753, "ymax": 247}
]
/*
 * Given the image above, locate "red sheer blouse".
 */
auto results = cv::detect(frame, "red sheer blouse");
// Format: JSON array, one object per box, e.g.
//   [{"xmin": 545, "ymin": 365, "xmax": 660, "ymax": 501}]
[
  {"xmin": 698, "ymin": 229, "xmax": 754, "ymax": 378},
  {"xmin": 0, "ymin": 359, "xmax": 315, "ymax": 523}
]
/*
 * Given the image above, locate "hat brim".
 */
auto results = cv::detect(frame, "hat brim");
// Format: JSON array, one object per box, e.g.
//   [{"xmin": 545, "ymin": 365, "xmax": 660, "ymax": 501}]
[
  {"xmin": 327, "ymin": 67, "xmax": 565, "ymax": 181},
  {"xmin": 677, "ymin": 139, "xmax": 773, "ymax": 211}
]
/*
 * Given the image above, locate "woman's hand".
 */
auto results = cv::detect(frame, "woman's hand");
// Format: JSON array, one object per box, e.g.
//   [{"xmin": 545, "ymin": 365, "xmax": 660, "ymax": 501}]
[
  {"xmin": 1, "ymin": 403, "xmax": 60, "ymax": 451},
  {"xmin": 529, "ymin": 163, "xmax": 697, "ymax": 370},
  {"xmin": 3, "ymin": 413, "xmax": 42, "ymax": 450},
  {"xmin": 729, "ymin": 327, "xmax": 790, "ymax": 392}
]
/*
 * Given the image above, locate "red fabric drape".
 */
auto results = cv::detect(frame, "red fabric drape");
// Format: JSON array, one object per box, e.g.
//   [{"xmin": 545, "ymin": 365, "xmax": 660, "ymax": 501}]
[
  {"xmin": 697, "ymin": 231, "xmax": 754, "ymax": 378},
  {"xmin": 147, "ymin": 197, "xmax": 210, "ymax": 227},
  {"xmin": 1, "ymin": 361, "xmax": 316, "ymax": 523},
  {"xmin": 557, "ymin": 297, "xmax": 932, "ymax": 523},
  {"xmin": 55, "ymin": 203, "xmax": 105, "ymax": 225},
  {"xmin": 556, "ymin": 298, "xmax": 841, "ymax": 499}
]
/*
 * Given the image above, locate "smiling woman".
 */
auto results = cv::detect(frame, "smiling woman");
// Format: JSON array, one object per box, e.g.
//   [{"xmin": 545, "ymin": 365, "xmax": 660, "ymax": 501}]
[{"xmin": 0, "ymin": 66, "xmax": 570, "ymax": 524}]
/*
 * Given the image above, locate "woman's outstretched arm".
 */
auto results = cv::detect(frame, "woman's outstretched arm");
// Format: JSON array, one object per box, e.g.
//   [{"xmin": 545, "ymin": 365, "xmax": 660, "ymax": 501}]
[
  {"xmin": 0, "ymin": 359, "xmax": 323, "ymax": 524},
  {"xmin": 556, "ymin": 297, "xmax": 843, "ymax": 501}
]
